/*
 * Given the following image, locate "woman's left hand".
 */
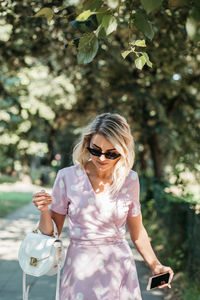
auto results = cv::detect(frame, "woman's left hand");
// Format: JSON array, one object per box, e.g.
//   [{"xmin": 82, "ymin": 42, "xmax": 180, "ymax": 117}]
[{"xmin": 152, "ymin": 264, "xmax": 174, "ymax": 289}]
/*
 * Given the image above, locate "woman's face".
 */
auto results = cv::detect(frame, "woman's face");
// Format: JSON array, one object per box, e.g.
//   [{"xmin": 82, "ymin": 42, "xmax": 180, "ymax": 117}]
[{"xmin": 88, "ymin": 134, "xmax": 121, "ymax": 172}]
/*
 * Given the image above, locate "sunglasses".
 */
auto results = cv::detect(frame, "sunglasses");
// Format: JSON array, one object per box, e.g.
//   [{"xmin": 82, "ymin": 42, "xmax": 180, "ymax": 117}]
[{"xmin": 87, "ymin": 147, "xmax": 121, "ymax": 160}]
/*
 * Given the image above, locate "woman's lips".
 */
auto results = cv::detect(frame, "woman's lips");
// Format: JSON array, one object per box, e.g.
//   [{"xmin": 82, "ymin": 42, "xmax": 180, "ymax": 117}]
[{"xmin": 97, "ymin": 161, "xmax": 107, "ymax": 166}]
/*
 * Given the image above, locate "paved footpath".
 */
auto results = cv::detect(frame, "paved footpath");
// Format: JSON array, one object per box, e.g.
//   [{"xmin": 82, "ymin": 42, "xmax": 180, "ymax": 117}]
[{"xmin": 0, "ymin": 184, "xmax": 164, "ymax": 300}]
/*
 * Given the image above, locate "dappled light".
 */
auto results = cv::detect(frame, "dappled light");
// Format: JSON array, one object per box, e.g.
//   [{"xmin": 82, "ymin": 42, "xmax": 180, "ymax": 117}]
[
  {"xmin": 0, "ymin": 200, "xmax": 162, "ymax": 299},
  {"xmin": 1, "ymin": 0, "xmax": 200, "ymax": 298}
]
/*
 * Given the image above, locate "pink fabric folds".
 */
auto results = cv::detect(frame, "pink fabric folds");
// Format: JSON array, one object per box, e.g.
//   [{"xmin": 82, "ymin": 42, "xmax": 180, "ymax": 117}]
[{"xmin": 51, "ymin": 163, "xmax": 142, "ymax": 300}]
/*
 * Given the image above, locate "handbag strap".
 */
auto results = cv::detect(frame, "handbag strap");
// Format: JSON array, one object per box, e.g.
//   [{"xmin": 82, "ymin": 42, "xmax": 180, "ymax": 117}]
[
  {"xmin": 34, "ymin": 219, "xmax": 59, "ymax": 238},
  {"xmin": 23, "ymin": 272, "xmax": 30, "ymax": 300}
]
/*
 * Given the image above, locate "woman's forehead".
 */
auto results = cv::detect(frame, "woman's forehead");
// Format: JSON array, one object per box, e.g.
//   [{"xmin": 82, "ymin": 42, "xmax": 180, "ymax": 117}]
[{"xmin": 90, "ymin": 134, "xmax": 115, "ymax": 149}]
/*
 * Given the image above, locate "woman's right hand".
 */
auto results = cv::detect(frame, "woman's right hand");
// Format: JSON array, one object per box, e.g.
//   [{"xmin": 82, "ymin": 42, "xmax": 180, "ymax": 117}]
[{"xmin": 32, "ymin": 190, "xmax": 54, "ymax": 212}]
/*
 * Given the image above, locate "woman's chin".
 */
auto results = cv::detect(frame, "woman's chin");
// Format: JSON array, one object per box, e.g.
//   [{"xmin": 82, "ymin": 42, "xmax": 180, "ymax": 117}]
[{"xmin": 95, "ymin": 161, "xmax": 109, "ymax": 170}]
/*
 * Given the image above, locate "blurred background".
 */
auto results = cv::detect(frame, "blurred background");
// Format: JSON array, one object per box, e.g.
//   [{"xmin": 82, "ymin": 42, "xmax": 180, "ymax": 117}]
[{"xmin": 0, "ymin": 0, "xmax": 200, "ymax": 299}]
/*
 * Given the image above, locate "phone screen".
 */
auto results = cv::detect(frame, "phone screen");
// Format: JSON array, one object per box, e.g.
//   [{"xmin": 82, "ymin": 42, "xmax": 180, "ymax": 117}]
[{"xmin": 150, "ymin": 272, "xmax": 170, "ymax": 289}]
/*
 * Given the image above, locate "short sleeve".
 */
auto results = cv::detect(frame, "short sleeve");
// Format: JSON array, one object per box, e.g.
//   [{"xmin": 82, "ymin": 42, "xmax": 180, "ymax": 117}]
[
  {"xmin": 50, "ymin": 170, "xmax": 69, "ymax": 215},
  {"xmin": 127, "ymin": 172, "xmax": 141, "ymax": 217}
]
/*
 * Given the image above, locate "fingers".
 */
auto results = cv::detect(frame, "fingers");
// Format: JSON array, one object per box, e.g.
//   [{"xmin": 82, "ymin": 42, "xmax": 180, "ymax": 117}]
[
  {"xmin": 152, "ymin": 265, "xmax": 174, "ymax": 290},
  {"xmin": 32, "ymin": 190, "xmax": 47, "ymax": 198},
  {"xmin": 169, "ymin": 270, "xmax": 174, "ymax": 283},
  {"xmin": 158, "ymin": 283, "xmax": 171, "ymax": 289},
  {"xmin": 157, "ymin": 270, "xmax": 174, "ymax": 289},
  {"xmin": 32, "ymin": 190, "xmax": 54, "ymax": 211},
  {"xmin": 33, "ymin": 190, "xmax": 52, "ymax": 200}
]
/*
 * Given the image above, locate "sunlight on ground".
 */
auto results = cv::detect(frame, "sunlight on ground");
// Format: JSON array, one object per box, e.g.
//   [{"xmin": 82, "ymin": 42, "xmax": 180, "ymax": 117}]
[{"xmin": 0, "ymin": 181, "xmax": 70, "ymax": 261}]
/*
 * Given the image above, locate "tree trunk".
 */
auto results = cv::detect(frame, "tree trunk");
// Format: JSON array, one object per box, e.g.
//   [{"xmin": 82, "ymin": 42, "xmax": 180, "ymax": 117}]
[
  {"xmin": 139, "ymin": 145, "xmax": 148, "ymax": 171},
  {"xmin": 147, "ymin": 133, "xmax": 163, "ymax": 178},
  {"xmin": 46, "ymin": 127, "xmax": 56, "ymax": 164}
]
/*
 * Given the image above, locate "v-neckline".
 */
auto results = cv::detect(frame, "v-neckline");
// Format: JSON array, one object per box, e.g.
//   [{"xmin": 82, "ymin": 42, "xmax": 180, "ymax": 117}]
[{"xmin": 82, "ymin": 166, "xmax": 110, "ymax": 197}]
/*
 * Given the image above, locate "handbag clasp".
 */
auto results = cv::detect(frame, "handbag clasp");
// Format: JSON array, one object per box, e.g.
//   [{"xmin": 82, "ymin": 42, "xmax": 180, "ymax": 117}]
[{"xmin": 30, "ymin": 257, "xmax": 38, "ymax": 267}]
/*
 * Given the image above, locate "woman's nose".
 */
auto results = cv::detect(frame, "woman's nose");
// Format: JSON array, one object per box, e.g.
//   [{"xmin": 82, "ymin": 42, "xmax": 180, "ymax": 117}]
[{"xmin": 99, "ymin": 154, "xmax": 106, "ymax": 161}]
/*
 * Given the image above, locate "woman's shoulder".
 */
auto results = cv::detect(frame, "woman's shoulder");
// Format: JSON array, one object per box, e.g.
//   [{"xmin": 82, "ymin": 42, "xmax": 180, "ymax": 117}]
[
  {"xmin": 118, "ymin": 169, "xmax": 139, "ymax": 195},
  {"xmin": 57, "ymin": 165, "xmax": 77, "ymax": 175},
  {"xmin": 57, "ymin": 163, "xmax": 81, "ymax": 177},
  {"xmin": 128, "ymin": 169, "xmax": 139, "ymax": 181},
  {"xmin": 122, "ymin": 169, "xmax": 139, "ymax": 188}
]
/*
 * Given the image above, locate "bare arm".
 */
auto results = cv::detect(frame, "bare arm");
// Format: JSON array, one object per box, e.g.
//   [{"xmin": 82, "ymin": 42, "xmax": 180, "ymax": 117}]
[
  {"xmin": 33, "ymin": 190, "xmax": 66, "ymax": 237},
  {"xmin": 126, "ymin": 213, "xmax": 161, "ymax": 270},
  {"xmin": 126, "ymin": 213, "xmax": 174, "ymax": 288},
  {"xmin": 50, "ymin": 210, "xmax": 66, "ymax": 237},
  {"xmin": 39, "ymin": 209, "xmax": 54, "ymax": 236}
]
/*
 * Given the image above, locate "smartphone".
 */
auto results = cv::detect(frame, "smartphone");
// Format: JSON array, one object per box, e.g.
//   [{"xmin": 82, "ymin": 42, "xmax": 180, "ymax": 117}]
[{"xmin": 146, "ymin": 272, "xmax": 170, "ymax": 290}]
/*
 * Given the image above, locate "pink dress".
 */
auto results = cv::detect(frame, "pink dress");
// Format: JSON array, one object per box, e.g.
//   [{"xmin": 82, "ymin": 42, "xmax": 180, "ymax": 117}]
[{"xmin": 51, "ymin": 163, "xmax": 142, "ymax": 300}]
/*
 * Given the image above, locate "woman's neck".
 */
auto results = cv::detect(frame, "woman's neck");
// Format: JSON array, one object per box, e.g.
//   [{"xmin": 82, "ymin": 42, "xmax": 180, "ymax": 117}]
[{"xmin": 86, "ymin": 161, "xmax": 113, "ymax": 180}]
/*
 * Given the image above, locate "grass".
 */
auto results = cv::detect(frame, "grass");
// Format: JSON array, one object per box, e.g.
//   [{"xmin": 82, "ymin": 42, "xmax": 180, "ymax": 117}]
[
  {"xmin": 0, "ymin": 175, "xmax": 19, "ymax": 184},
  {"xmin": 0, "ymin": 191, "xmax": 32, "ymax": 217}
]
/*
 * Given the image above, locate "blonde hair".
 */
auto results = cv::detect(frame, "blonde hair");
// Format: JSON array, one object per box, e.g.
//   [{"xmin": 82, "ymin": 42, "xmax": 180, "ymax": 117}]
[{"xmin": 72, "ymin": 113, "xmax": 135, "ymax": 195}]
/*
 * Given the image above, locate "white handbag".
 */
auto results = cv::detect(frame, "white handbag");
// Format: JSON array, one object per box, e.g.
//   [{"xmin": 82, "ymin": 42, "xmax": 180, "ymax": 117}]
[{"xmin": 18, "ymin": 220, "xmax": 65, "ymax": 300}]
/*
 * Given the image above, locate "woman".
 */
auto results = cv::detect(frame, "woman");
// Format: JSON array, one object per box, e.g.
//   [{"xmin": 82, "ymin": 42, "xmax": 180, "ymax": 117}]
[{"xmin": 33, "ymin": 113, "xmax": 174, "ymax": 300}]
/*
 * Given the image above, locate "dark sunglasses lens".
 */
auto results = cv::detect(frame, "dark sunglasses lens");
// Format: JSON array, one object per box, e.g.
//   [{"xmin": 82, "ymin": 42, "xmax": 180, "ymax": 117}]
[
  {"xmin": 87, "ymin": 147, "xmax": 120, "ymax": 160},
  {"xmin": 105, "ymin": 153, "xmax": 119, "ymax": 159},
  {"xmin": 88, "ymin": 148, "xmax": 101, "ymax": 156}
]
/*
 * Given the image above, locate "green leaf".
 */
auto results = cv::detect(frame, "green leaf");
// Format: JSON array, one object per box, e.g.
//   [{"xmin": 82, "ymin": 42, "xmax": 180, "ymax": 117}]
[
  {"xmin": 133, "ymin": 39, "xmax": 146, "ymax": 47},
  {"xmin": 83, "ymin": 0, "xmax": 103, "ymax": 11},
  {"xmin": 71, "ymin": 15, "xmax": 98, "ymax": 33},
  {"xmin": 135, "ymin": 55, "xmax": 146, "ymax": 70},
  {"xmin": 142, "ymin": 52, "xmax": 153, "ymax": 67},
  {"xmin": 95, "ymin": 14, "xmax": 117, "ymax": 38},
  {"xmin": 186, "ymin": 8, "xmax": 200, "ymax": 42},
  {"xmin": 96, "ymin": 8, "xmax": 109, "ymax": 24},
  {"xmin": 95, "ymin": 9, "xmax": 111, "ymax": 38},
  {"xmin": 121, "ymin": 49, "xmax": 133, "ymax": 59},
  {"xmin": 134, "ymin": 13, "xmax": 154, "ymax": 40},
  {"xmin": 34, "ymin": 8, "xmax": 54, "ymax": 24},
  {"xmin": 102, "ymin": 14, "xmax": 117, "ymax": 35},
  {"xmin": 76, "ymin": 10, "xmax": 96, "ymax": 22},
  {"xmin": 94, "ymin": 24, "xmax": 104, "ymax": 38},
  {"xmin": 141, "ymin": 0, "xmax": 163, "ymax": 14},
  {"xmin": 77, "ymin": 33, "xmax": 99, "ymax": 64},
  {"xmin": 70, "ymin": 20, "xmax": 91, "ymax": 33}
]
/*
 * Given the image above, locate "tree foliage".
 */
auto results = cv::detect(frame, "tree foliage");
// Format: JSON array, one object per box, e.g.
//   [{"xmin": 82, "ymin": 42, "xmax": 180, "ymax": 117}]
[
  {"xmin": 1, "ymin": 2, "xmax": 200, "ymax": 288},
  {"xmin": 0, "ymin": 0, "xmax": 199, "ymax": 191},
  {"xmin": 31, "ymin": 0, "xmax": 200, "ymax": 69}
]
